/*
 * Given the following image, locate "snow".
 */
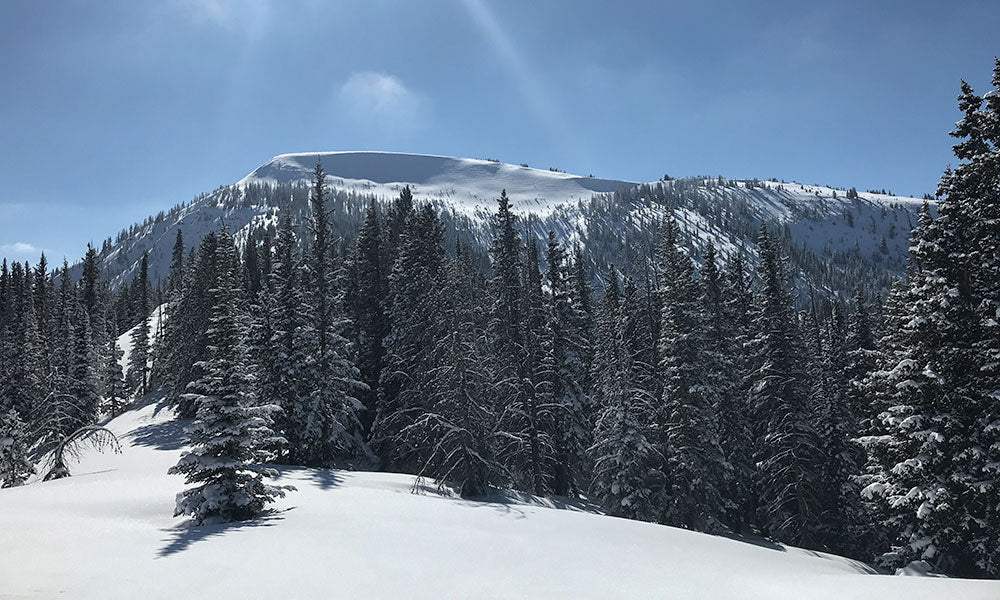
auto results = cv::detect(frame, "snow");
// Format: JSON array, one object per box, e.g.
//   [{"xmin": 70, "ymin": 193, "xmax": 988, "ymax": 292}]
[
  {"xmin": 239, "ymin": 151, "xmax": 634, "ymax": 217},
  {"xmin": 2, "ymin": 400, "xmax": 997, "ymax": 599},
  {"xmin": 117, "ymin": 303, "xmax": 167, "ymax": 375}
]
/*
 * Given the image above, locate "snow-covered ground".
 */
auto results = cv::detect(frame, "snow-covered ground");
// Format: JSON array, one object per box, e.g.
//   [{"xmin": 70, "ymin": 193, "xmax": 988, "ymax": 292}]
[
  {"xmin": 240, "ymin": 151, "xmax": 634, "ymax": 217},
  {"xmin": 2, "ymin": 401, "xmax": 997, "ymax": 599}
]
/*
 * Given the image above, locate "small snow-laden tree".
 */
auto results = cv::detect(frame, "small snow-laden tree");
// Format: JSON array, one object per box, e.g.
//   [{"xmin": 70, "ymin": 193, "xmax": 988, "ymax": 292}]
[
  {"xmin": 0, "ymin": 409, "xmax": 35, "ymax": 488},
  {"xmin": 169, "ymin": 229, "xmax": 291, "ymax": 525},
  {"xmin": 403, "ymin": 245, "xmax": 506, "ymax": 498},
  {"xmin": 103, "ymin": 336, "xmax": 127, "ymax": 417}
]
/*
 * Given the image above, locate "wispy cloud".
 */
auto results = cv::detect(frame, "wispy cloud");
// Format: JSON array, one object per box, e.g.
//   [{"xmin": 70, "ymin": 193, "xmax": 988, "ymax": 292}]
[
  {"xmin": 177, "ymin": 0, "xmax": 272, "ymax": 37},
  {"xmin": 0, "ymin": 242, "xmax": 39, "ymax": 255},
  {"xmin": 338, "ymin": 72, "xmax": 427, "ymax": 135}
]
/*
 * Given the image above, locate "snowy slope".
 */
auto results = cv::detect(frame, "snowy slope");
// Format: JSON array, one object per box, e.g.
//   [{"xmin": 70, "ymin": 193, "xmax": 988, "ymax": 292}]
[
  {"xmin": 2, "ymin": 401, "xmax": 997, "ymax": 599},
  {"xmin": 74, "ymin": 150, "xmax": 928, "ymax": 295},
  {"xmin": 240, "ymin": 151, "xmax": 633, "ymax": 216}
]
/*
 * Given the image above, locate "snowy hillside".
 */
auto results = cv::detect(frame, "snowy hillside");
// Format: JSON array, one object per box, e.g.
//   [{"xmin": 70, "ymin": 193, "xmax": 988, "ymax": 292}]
[
  {"xmin": 240, "ymin": 151, "xmax": 633, "ymax": 215},
  {"xmin": 2, "ymin": 400, "xmax": 996, "ymax": 599},
  {"xmin": 79, "ymin": 150, "xmax": 928, "ymax": 298}
]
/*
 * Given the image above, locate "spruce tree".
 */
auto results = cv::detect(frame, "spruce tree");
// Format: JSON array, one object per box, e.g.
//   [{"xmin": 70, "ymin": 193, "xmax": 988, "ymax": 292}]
[
  {"xmin": 405, "ymin": 254, "xmax": 504, "ymax": 497},
  {"xmin": 542, "ymin": 231, "xmax": 590, "ymax": 497},
  {"xmin": 128, "ymin": 252, "xmax": 151, "ymax": 396},
  {"xmin": 169, "ymin": 228, "xmax": 290, "ymax": 524},
  {"xmin": 0, "ymin": 409, "xmax": 35, "ymax": 488},
  {"xmin": 748, "ymin": 224, "xmax": 826, "ymax": 547},
  {"xmin": 654, "ymin": 218, "xmax": 728, "ymax": 533},
  {"xmin": 589, "ymin": 272, "xmax": 658, "ymax": 521},
  {"xmin": 104, "ymin": 336, "xmax": 126, "ymax": 417},
  {"xmin": 374, "ymin": 205, "xmax": 445, "ymax": 470}
]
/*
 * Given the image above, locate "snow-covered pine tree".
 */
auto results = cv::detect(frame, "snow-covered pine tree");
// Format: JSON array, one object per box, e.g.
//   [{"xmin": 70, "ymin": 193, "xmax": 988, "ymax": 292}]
[
  {"xmin": 748, "ymin": 224, "xmax": 826, "ymax": 547},
  {"xmin": 374, "ymin": 205, "xmax": 445, "ymax": 471},
  {"xmin": 717, "ymin": 251, "xmax": 756, "ymax": 531},
  {"xmin": 947, "ymin": 61, "xmax": 1000, "ymax": 576},
  {"xmin": 166, "ymin": 229, "xmax": 185, "ymax": 296},
  {"xmin": 127, "ymin": 252, "xmax": 151, "ymax": 397},
  {"xmin": 165, "ymin": 233, "xmax": 219, "ymax": 418},
  {"xmin": 542, "ymin": 231, "xmax": 591, "ymax": 497},
  {"xmin": 285, "ymin": 167, "xmax": 370, "ymax": 467},
  {"xmin": 497, "ymin": 235, "xmax": 556, "ymax": 495},
  {"xmin": 347, "ymin": 199, "xmax": 389, "ymax": 436},
  {"xmin": 700, "ymin": 241, "xmax": 747, "ymax": 531},
  {"xmin": 654, "ymin": 218, "xmax": 728, "ymax": 533},
  {"xmin": 404, "ymin": 250, "xmax": 505, "ymax": 497},
  {"xmin": 103, "ymin": 335, "xmax": 126, "ymax": 417},
  {"xmin": 169, "ymin": 228, "xmax": 290, "ymax": 525},
  {"xmin": 488, "ymin": 189, "xmax": 524, "ymax": 358},
  {"xmin": 589, "ymin": 272, "xmax": 658, "ymax": 521},
  {"xmin": 0, "ymin": 409, "xmax": 35, "ymax": 488},
  {"xmin": 70, "ymin": 311, "xmax": 100, "ymax": 428}
]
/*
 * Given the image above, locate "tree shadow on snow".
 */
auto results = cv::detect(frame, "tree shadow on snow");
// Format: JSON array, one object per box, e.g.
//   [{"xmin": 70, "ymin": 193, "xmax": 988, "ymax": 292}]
[
  {"xmin": 128, "ymin": 419, "xmax": 189, "ymax": 451},
  {"xmin": 156, "ymin": 508, "xmax": 293, "ymax": 558},
  {"xmin": 269, "ymin": 465, "xmax": 344, "ymax": 491},
  {"xmin": 720, "ymin": 532, "xmax": 787, "ymax": 553}
]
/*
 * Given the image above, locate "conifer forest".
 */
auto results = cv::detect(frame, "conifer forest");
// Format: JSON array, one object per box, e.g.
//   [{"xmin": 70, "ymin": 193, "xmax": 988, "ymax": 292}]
[{"xmin": 3, "ymin": 53, "xmax": 1000, "ymax": 593}]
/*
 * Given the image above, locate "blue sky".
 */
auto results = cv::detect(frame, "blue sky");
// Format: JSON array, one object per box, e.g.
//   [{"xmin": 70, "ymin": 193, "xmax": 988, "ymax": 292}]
[{"xmin": 2, "ymin": 0, "xmax": 998, "ymax": 264}]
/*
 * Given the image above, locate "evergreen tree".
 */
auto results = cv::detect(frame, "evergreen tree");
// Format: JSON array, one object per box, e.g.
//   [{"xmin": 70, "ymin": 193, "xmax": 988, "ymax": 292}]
[
  {"xmin": 654, "ymin": 218, "xmax": 728, "ymax": 533},
  {"xmin": 498, "ymin": 236, "xmax": 556, "ymax": 495},
  {"xmin": 374, "ymin": 206, "xmax": 445, "ymax": 470},
  {"xmin": 167, "ymin": 229, "xmax": 185, "ymax": 296},
  {"xmin": 348, "ymin": 199, "xmax": 389, "ymax": 435},
  {"xmin": 589, "ymin": 272, "xmax": 658, "ymax": 521},
  {"xmin": 169, "ymin": 228, "xmax": 290, "ymax": 524},
  {"xmin": 103, "ymin": 336, "xmax": 126, "ymax": 417},
  {"xmin": 0, "ymin": 409, "xmax": 35, "ymax": 488},
  {"xmin": 405, "ymin": 254, "xmax": 504, "ymax": 497},
  {"xmin": 748, "ymin": 224, "xmax": 827, "ymax": 547},
  {"xmin": 542, "ymin": 231, "xmax": 590, "ymax": 497},
  {"xmin": 128, "ymin": 252, "xmax": 151, "ymax": 396}
]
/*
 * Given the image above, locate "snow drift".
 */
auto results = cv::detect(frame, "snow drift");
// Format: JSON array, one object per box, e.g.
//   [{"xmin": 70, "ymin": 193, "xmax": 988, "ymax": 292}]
[{"xmin": 1, "ymin": 400, "xmax": 997, "ymax": 599}]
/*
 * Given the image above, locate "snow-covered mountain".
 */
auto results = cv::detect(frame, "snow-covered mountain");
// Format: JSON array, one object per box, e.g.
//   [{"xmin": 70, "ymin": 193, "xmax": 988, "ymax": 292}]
[
  {"xmin": 240, "ymin": 151, "xmax": 633, "ymax": 215},
  {"xmin": 85, "ymin": 151, "xmax": 928, "ymax": 299},
  {"xmin": 3, "ymin": 397, "xmax": 996, "ymax": 599}
]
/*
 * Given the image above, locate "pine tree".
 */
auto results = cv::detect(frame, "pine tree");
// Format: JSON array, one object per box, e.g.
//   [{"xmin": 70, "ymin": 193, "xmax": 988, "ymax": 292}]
[
  {"xmin": 128, "ymin": 252, "xmax": 151, "ymax": 396},
  {"xmin": 169, "ymin": 229, "xmax": 290, "ymax": 525},
  {"xmin": 104, "ymin": 336, "xmax": 126, "ymax": 417},
  {"xmin": 589, "ymin": 272, "xmax": 658, "ymax": 521},
  {"xmin": 167, "ymin": 229, "xmax": 185, "ymax": 295},
  {"xmin": 296, "ymin": 160, "xmax": 369, "ymax": 466},
  {"xmin": 374, "ymin": 205, "xmax": 445, "ymax": 470},
  {"xmin": 488, "ymin": 190, "xmax": 524, "ymax": 356},
  {"xmin": 0, "ymin": 409, "xmax": 35, "ymax": 488},
  {"xmin": 404, "ymin": 254, "xmax": 504, "ymax": 497},
  {"xmin": 348, "ymin": 199, "xmax": 389, "ymax": 436},
  {"xmin": 654, "ymin": 218, "xmax": 728, "ymax": 533},
  {"xmin": 542, "ymin": 231, "xmax": 591, "ymax": 497},
  {"xmin": 498, "ymin": 236, "xmax": 556, "ymax": 495},
  {"xmin": 748, "ymin": 224, "xmax": 826, "ymax": 547}
]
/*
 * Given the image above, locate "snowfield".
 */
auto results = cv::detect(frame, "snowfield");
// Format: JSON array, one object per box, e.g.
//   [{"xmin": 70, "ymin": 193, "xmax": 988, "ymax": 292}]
[
  {"xmin": 2, "ymin": 401, "xmax": 997, "ymax": 599},
  {"xmin": 239, "ymin": 151, "xmax": 634, "ymax": 217}
]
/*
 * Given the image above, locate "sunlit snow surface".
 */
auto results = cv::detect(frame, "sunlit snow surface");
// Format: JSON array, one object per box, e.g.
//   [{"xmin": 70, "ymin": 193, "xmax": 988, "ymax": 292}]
[
  {"xmin": 239, "ymin": 151, "xmax": 634, "ymax": 217},
  {"xmin": 2, "ymin": 400, "xmax": 997, "ymax": 599}
]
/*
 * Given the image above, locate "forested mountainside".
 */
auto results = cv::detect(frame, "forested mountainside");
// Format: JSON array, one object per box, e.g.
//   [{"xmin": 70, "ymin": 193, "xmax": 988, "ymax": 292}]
[{"xmin": 77, "ymin": 152, "xmax": 926, "ymax": 307}]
